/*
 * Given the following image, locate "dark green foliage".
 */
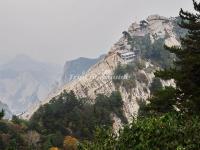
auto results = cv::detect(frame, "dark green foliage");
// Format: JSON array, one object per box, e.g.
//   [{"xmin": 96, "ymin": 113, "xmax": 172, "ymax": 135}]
[
  {"xmin": 0, "ymin": 121, "xmax": 9, "ymax": 133},
  {"xmin": 0, "ymin": 3, "xmax": 197, "ymax": 150},
  {"xmin": 0, "ymin": 120, "xmax": 30, "ymax": 150},
  {"xmin": 30, "ymin": 90, "xmax": 126, "ymax": 148},
  {"xmin": 172, "ymin": 17, "xmax": 187, "ymax": 38},
  {"xmin": 112, "ymin": 63, "xmax": 127, "ymax": 85},
  {"xmin": 127, "ymin": 31, "xmax": 175, "ymax": 68},
  {"xmin": 81, "ymin": 113, "xmax": 200, "ymax": 150},
  {"xmin": 122, "ymin": 76, "xmax": 136, "ymax": 91},
  {"xmin": 0, "ymin": 116, "xmax": 35, "ymax": 150},
  {"xmin": 79, "ymin": 127, "xmax": 117, "ymax": 150},
  {"xmin": 80, "ymin": 3, "xmax": 200, "ymax": 148},
  {"xmin": 0, "ymin": 109, "xmax": 5, "ymax": 120},
  {"xmin": 136, "ymin": 72, "xmax": 148, "ymax": 84},
  {"xmin": 145, "ymin": 38, "xmax": 175, "ymax": 68},
  {"xmin": 144, "ymin": 87, "xmax": 177, "ymax": 115},
  {"xmin": 113, "ymin": 62, "xmax": 142, "ymax": 90},
  {"xmin": 122, "ymin": 31, "xmax": 132, "ymax": 45},
  {"xmin": 137, "ymin": 99, "xmax": 148, "ymax": 117},
  {"xmin": 151, "ymin": 0, "xmax": 200, "ymax": 114},
  {"xmin": 12, "ymin": 115, "xmax": 29, "ymax": 127},
  {"xmin": 42, "ymin": 132, "xmax": 64, "ymax": 149},
  {"xmin": 135, "ymin": 59, "xmax": 146, "ymax": 70},
  {"xmin": 12, "ymin": 115, "xmax": 21, "ymax": 124},
  {"xmin": 150, "ymin": 77, "xmax": 163, "ymax": 94},
  {"xmin": 123, "ymin": 30, "xmax": 174, "ymax": 69}
]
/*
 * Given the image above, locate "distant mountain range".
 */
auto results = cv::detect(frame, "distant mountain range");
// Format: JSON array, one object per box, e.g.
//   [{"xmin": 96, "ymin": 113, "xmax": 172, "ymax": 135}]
[
  {"xmin": 0, "ymin": 55, "xmax": 62, "ymax": 114},
  {"xmin": 0, "ymin": 54, "xmax": 105, "ymax": 117}
]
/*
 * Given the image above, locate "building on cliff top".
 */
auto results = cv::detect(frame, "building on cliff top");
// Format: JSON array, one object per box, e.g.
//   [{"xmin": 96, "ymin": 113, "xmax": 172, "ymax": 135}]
[{"xmin": 117, "ymin": 50, "xmax": 136, "ymax": 63}]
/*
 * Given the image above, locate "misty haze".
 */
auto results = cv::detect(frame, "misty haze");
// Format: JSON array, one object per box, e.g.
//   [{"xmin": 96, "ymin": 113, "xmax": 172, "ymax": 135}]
[{"xmin": 0, "ymin": 0, "xmax": 200, "ymax": 150}]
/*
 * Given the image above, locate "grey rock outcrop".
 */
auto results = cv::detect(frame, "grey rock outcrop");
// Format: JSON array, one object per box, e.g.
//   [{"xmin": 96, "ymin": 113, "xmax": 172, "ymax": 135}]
[{"xmin": 23, "ymin": 15, "xmax": 182, "ymax": 127}]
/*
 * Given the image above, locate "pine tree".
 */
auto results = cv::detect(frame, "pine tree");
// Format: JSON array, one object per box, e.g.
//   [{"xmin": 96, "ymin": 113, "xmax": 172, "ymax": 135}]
[
  {"xmin": 152, "ymin": 0, "xmax": 200, "ymax": 114},
  {"xmin": 0, "ymin": 109, "xmax": 5, "ymax": 120}
]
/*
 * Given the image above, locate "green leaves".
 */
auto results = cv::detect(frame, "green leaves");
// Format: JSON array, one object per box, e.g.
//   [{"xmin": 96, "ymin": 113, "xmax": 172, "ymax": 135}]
[
  {"xmin": 148, "ymin": 0, "xmax": 200, "ymax": 115},
  {"xmin": 30, "ymin": 91, "xmax": 126, "ymax": 148},
  {"xmin": 81, "ymin": 113, "xmax": 200, "ymax": 150}
]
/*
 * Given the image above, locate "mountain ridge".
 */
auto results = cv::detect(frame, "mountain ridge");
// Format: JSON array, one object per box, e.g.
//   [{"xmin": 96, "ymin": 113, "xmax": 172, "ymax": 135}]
[
  {"xmin": 0, "ymin": 55, "xmax": 62, "ymax": 114},
  {"xmin": 23, "ymin": 15, "xmax": 184, "ymax": 124}
]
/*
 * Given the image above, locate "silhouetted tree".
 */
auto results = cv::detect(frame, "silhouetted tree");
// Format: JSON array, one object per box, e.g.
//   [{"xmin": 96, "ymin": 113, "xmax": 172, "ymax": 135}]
[
  {"xmin": 148, "ymin": 0, "xmax": 200, "ymax": 114},
  {"xmin": 0, "ymin": 109, "xmax": 5, "ymax": 120}
]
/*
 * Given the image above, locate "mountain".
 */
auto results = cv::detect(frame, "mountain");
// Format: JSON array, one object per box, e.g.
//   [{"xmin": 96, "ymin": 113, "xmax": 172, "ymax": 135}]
[
  {"xmin": 61, "ymin": 55, "xmax": 105, "ymax": 85},
  {"xmin": 24, "ymin": 15, "xmax": 186, "ymax": 126},
  {"xmin": 0, "ymin": 55, "xmax": 62, "ymax": 114}
]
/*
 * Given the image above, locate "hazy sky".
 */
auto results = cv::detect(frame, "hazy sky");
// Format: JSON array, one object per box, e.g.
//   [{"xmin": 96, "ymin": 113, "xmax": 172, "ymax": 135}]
[{"xmin": 0, "ymin": 0, "xmax": 194, "ymax": 65}]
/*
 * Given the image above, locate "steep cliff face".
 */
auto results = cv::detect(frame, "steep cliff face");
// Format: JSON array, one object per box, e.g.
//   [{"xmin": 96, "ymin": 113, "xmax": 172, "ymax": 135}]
[
  {"xmin": 23, "ymin": 15, "xmax": 183, "ymax": 122},
  {"xmin": 61, "ymin": 55, "xmax": 104, "ymax": 85}
]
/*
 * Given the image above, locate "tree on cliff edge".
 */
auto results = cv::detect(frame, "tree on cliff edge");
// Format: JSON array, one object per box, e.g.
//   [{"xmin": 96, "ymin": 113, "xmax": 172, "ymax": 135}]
[{"xmin": 147, "ymin": 0, "xmax": 200, "ymax": 114}]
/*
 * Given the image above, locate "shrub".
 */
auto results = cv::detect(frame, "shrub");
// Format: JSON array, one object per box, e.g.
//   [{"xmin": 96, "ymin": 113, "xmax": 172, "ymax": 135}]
[
  {"xmin": 113, "ymin": 63, "xmax": 137, "ymax": 90},
  {"xmin": 136, "ymin": 72, "xmax": 149, "ymax": 84},
  {"xmin": 135, "ymin": 59, "xmax": 146, "ymax": 70},
  {"xmin": 122, "ymin": 76, "xmax": 137, "ymax": 91},
  {"xmin": 63, "ymin": 136, "xmax": 78, "ymax": 150},
  {"xmin": 0, "ymin": 109, "xmax": 5, "ymax": 120},
  {"xmin": 49, "ymin": 147, "xmax": 60, "ymax": 150},
  {"xmin": 150, "ymin": 78, "xmax": 163, "ymax": 94},
  {"xmin": 112, "ymin": 64, "xmax": 127, "ymax": 85},
  {"xmin": 80, "ymin": 113, "xmax": 200, "ymax": 150},
  {"xmin": 30, "ymin": 91, "xmax": 126, "ymax": 147}
]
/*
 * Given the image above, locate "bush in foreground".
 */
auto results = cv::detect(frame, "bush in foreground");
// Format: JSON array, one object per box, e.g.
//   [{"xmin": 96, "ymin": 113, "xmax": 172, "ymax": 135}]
[{"xmin": 80, "ymin": 113, "xmax": 200, "ymax": 150}]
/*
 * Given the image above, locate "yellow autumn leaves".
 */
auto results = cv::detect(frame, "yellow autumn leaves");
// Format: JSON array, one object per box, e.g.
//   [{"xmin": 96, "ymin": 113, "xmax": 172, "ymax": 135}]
[{"xmin": 50, "ymin": 136, "xmax": 79, "ymax": 150}]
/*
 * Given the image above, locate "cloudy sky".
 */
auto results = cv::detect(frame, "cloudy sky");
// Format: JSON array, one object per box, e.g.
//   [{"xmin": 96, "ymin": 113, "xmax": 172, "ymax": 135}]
[{"xmin": 0, "ymin": 0, "xmax": 194, "ymax": 65}]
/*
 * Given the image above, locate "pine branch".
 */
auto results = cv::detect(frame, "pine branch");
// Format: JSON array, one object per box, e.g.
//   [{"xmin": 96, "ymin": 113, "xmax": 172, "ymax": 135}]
[{"xmin": 193, "ymin": 0, "xmax": 200, "ymax": 13}]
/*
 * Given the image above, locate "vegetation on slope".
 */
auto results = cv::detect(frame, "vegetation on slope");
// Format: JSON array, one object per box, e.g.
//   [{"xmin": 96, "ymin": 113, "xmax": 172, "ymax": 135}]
[
  {"xmin": 1, "ymin": 1, "xmax": 200, "ymax": 150},
  {"xmin": 29, "ymin": 90, "xmax": 126, "ymax": 149},
  {"xmin": 80, "ymin": 113, "xmax": 200, "ymax": 150},
  {"xmin": 80, "ymin": 1, "xmax": 200, "ymax": 149},
  {"xmin": 112, "ymin": 60, "xmax": 147, "ymax": 90},
  {"xmin": 0, "ymin": 90, "xmax": 126, "ymax": 150}
]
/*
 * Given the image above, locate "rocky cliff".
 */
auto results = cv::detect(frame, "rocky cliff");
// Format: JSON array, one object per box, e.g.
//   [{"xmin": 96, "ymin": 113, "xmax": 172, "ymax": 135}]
[
  {"xmin": 23, "ymin": 15, "xmax": 184, "ymax": 125},
  {"xmin": 61, "ymin": 55, "xmax": 104, "ymax": 85}
]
